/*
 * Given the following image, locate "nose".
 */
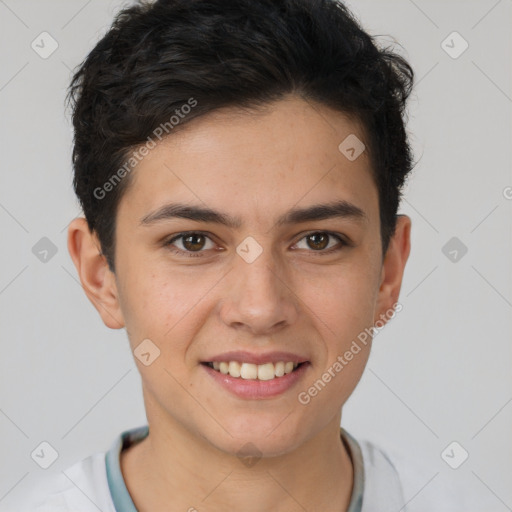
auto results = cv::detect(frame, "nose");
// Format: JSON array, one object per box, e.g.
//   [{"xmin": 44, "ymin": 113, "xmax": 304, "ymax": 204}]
[{"xmin": 218, "ymin": 244, "xmax": 300, "ymax": 336}]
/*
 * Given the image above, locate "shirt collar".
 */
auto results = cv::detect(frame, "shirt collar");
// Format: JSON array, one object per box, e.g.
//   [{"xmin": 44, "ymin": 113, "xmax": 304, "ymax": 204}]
[
  {"xmin": 105, "ymin": 424, "xmax": 148, "ymax": 512},
  {"xmin": 105, "ymin": 425, "xmax": 364, "ymax": 512}
]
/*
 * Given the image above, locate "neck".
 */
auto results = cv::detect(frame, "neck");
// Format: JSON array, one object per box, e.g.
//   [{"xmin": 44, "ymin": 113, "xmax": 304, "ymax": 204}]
[{"xmin": 121, "ymin": 403, "xmax": 354, "ymax": 512}]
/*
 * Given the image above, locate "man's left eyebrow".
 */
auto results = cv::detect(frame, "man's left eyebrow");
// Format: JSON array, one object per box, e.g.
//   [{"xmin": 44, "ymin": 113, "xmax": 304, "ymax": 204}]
[
  {"xmin": 139, "ymin": 199, "xmax": 368, "ymax": 228},
  {"xmin": 276, "ymin": 200, "xmax": 368, "ymax": 227}
]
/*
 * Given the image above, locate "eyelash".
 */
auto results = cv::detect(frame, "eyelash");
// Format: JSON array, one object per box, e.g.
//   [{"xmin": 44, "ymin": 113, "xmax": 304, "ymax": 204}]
[{"xmin": 164, "ymin": 230, "xmax": 348, "ymax": 258}]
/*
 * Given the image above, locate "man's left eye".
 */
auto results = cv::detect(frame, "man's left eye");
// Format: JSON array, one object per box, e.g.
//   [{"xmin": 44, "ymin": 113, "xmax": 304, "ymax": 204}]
[{"xmin": 292, "ymin": 232, "xmax": 346, "ymax": 254}]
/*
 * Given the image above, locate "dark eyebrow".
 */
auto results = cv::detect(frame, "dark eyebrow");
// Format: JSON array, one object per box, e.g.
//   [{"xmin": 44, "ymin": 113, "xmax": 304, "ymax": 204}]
[{"xmin": 139, "ymin": 199, "xmax": 368, "ymax": 228}]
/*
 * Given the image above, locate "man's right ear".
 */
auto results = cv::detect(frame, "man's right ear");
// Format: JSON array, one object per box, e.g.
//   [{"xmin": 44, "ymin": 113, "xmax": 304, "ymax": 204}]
[{"xmin": 67, "ymin": 217, "xmax": 125, "ymax": 329}]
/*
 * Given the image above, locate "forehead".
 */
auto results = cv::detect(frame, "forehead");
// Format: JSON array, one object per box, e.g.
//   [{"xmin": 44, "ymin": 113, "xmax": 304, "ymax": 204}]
[{"xmin": 119, "ymin": 95, "xmax": 378, "ymax": 228}]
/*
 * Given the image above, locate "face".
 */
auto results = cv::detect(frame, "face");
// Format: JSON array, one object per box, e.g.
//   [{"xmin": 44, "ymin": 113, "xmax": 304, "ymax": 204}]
[{"xmin": 70, "ymin": 95, "xmax": 410, "ymax": 458}]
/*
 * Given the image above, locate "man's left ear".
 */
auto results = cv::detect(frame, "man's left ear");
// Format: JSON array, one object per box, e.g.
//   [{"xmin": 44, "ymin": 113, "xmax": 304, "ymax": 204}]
[{"xmin": 374, "ymin": 214, "xmax": 411, "ymax": 324}]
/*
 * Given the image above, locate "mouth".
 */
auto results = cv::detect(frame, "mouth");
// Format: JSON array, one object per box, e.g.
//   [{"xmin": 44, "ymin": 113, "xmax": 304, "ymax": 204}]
[
  {"xmin": 200, "ymin": 359, "xmax": 311, "ymax": 399},
  {"xmin": 200, "ymin": 360, "xmax": 309, "ymax": 381}
]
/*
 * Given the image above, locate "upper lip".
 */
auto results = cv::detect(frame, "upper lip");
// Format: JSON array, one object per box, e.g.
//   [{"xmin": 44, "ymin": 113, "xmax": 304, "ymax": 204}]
[{"xmin": 202, "ymin": 351, "xmax": 309, "ymax": 365}]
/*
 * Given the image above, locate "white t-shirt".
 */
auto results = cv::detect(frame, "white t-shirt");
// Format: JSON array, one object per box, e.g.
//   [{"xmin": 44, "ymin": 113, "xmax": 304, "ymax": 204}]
[{"xmin": 9, "ymin": 425, "xmax": 467, "ymax": 511}]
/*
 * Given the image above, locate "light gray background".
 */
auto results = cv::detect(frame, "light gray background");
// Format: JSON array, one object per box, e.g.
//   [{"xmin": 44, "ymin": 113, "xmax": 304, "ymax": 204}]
[{"xmin": 1, "ymin": 0, "xmax": 511, "ymax": 509}]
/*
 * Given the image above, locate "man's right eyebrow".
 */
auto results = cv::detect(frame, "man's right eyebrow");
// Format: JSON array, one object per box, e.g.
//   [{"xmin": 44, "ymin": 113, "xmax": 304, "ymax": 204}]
[
  {"xmin": 139, "ymin": 199, "xmax": 368, "ymax": 229},
  {"xmin": 140, "ymin": 203, "xmax": 242, "ymax": 228}
]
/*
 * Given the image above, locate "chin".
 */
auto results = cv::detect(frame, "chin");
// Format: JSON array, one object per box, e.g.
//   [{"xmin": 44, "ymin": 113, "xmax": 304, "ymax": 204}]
[{"xmin": 203, "ymin": 416, "xmax": 304, "ymax": 459}]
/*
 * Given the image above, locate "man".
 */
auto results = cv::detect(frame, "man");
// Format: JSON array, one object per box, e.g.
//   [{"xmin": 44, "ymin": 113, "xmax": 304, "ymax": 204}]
[{"xmin": 16, "ymin": 0, "xmax": 464, "ymax": 510}]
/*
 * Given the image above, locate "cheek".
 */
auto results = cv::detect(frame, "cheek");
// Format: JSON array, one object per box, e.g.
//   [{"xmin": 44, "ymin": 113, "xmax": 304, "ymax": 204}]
[
  {"xmin": 308, "ymin": 260, "xmax": 379, "ymax": 404},
  {"xmin": 119, "ymin": 268, "xmax": 218, "ymax": 354},
  {"xmin": 297, "ymin": 259, "xmax": 380, "ymax": 344},
  {"xmin": 116, "ymin": 267, "xmax": 178, "ymax": 338}
]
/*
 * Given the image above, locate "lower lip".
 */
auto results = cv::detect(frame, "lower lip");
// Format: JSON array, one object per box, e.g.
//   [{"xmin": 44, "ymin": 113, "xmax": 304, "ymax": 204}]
[{"xmin": 201, "ymin": 362, "xmax": 310, "ymax": 399}]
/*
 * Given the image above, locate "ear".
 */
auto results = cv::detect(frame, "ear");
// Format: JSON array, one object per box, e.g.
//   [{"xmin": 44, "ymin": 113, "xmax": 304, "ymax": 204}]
[
  {"xmin": 67, "ymin": 217, "xmax": 125, "ymax": 329},
  {"xmin": 374, "ymin": 214, "xmax": 411, "ymax": 325}
]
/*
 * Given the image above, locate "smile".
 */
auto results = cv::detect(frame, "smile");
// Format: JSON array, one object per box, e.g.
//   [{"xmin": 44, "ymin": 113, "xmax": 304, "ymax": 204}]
[
  {"xmin": 203, "ymin": 361, "xmax": 304, "ymax": 380},
  {"xmin": 201, "ymin": 361, "xmax": 310, "ymax": 399}
]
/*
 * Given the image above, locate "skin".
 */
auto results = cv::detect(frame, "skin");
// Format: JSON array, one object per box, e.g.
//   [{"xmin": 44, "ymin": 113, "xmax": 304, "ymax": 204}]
[{"xmin": 68, "ymin": 94, "xmax": 411, "ymax": 512}]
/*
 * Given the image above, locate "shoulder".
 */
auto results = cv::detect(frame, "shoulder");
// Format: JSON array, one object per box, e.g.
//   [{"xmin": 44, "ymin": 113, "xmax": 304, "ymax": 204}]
[
  {"xmin": 359, "ymin": 438, "xmax": 470, "ymax": 512},
  {"xmin": 356, "ymin": 438, "xmax": 406, "ymax": 511},
  {"xmin": 9, "ymin": 452, "xmax": 115, "ymax": 512}
]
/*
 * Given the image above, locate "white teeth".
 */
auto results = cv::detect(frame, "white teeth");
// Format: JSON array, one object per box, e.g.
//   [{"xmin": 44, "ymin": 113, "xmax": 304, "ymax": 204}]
[
  {"xmin": 228, "ymin": 361, "xmax": 241, "ymax": 377},
  {"xmin": 240, "ymin": 362, "xmax": 258, "ymax": 379},
  {"xmin": 284, "ymin": 362, "xmax": 294, "ymax": 374},
  {"xmin": 257, "ymin": 362, "xmax": 275, "ymax": 381},
  {"xmin": 208, "ymin": 361, "xmax": 303, "ymax": 380},
  {"xmin": 274, "ymin": 361, "xmax": 285, "ymax": 377}
]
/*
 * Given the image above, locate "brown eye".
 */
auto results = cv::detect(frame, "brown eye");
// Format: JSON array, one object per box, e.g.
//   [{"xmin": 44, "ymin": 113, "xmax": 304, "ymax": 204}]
[
  {"xmin": 165, "ymin": 232, "xmax": 216, "ymax": 257},
  {"xmin": 182, "ymin": 233, "xmax": 206, "ymax": 251},
  {"xmin": 293, "ymin": 231, "xmax": 346, "ymax": 254},
  {"xmin": 306, "ymin": 233, "xmax": 329, "ymax": 250}
]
